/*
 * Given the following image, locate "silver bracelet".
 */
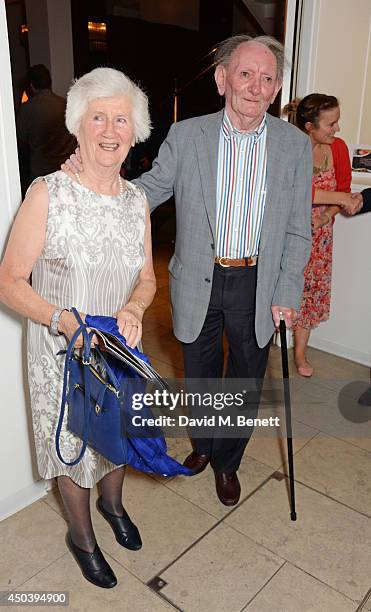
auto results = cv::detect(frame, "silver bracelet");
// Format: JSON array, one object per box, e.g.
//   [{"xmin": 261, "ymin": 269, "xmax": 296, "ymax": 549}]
[{"xmin": 50, "ymin": 308, "xmax": 67, "ymax": 336}]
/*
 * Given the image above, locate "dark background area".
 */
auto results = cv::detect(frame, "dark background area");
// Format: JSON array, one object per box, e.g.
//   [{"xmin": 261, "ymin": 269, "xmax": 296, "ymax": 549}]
[{"xmin": 6, "ymin": 0, "xmax": 286, "ymax": 241}]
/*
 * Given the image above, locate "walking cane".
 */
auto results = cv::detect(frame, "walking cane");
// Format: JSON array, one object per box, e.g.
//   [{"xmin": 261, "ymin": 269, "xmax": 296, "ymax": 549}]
[{"xmin": 279, "ymin": 312, "xmax": 297, "ymax": 521}]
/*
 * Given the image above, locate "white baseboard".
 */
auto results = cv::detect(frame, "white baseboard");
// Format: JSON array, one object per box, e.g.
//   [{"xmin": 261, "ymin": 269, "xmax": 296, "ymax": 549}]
[
  {"xmin": 308, "ymin": 337, "xmax": 371, "ymax": 368},
  {"xmin": 0, "ymin": 480, "xmax": 47, "ymax": 522}
]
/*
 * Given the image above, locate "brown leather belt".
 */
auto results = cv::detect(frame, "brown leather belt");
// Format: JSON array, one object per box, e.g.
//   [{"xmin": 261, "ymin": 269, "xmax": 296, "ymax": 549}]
[{"xmin": 215, "ymin": 256, "xmax": 258, "ymax": 267}]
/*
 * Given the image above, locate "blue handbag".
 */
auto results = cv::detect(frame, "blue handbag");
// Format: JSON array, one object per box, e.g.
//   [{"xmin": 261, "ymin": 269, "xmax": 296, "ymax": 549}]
[
  {"xmin": 55, "ymin": 309, "xmax": 194, "ymax": 477},
  {"xmin": 56, "ymin": 308, "xmax": 127, "ymax": 466}
]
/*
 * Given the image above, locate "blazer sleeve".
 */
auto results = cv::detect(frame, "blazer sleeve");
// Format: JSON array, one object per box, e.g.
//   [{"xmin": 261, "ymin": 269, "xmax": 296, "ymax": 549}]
[
  {"xmin": 359, "ymin": 187, "xmax": 371, "ymax": 214},
  {"xmin": 133, "ymin": 123, "xmax": 178, "ymax": 213},
  {"xmin": 272, "ymin": 137, "xmax": 313, "ymax": 309},
  {"xmin": 332, "ymin": 137, "xmax": 352, "ymax": 192}
]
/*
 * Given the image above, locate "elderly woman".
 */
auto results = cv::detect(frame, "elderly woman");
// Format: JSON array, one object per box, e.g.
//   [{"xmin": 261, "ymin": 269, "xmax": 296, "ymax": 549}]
[{"xmin": 0, "ymin": 68, "xmax": 156, "ymax": 588}]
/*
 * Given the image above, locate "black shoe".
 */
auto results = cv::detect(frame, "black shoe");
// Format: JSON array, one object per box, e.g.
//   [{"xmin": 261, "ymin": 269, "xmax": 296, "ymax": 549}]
[
  {"xmin": 97, "ymin": 497, "xmax": 142, "ymax": 551},
  {"xmin": 66, "ymin": 533, "xmax": 117, "ymax": 588}
]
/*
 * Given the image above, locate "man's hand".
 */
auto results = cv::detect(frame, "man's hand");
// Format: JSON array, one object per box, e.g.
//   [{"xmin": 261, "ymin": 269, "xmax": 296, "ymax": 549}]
[
  {"xmin": 339, "ymin": 192, "xmax": 363, "ymax": 215},
  {"xmin": 271, "ymin": 305, "xmax": 296, "ymax": 329},
  {"xmin": 61, "ymin": 146, "xmax": 83, "ymax": 175}
]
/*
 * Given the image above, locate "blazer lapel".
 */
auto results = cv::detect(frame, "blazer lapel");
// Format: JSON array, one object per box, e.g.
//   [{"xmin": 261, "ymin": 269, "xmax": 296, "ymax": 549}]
[
  {"xmin": 195, "ymin": 111, "xmax": 223, "ymax": 240},
  {"xmin": 259, "ymin": 115, "xmax": 286, "ymax": 254}
]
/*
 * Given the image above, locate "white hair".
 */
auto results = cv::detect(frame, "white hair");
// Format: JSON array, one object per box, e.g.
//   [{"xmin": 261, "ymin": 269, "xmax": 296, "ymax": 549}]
[{"xmin": 65, "ymin": 67, "xmax": 151, "ymax": 143}]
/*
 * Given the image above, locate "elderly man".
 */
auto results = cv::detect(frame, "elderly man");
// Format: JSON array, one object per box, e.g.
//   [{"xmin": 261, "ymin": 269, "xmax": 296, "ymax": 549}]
[
  {"xmin": 64, "ymin": 34, "xmax": 312, "ymax": 506},
  {"xmin": 135, "ymin": 34, "xmax": 312, "ymax": 505}
]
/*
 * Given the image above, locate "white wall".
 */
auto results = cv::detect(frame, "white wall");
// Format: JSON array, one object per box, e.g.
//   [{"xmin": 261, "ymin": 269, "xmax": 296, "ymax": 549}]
[
  {"xmin": 297, "ymin": 0, "xmax": 371, "ymax": 366},
  {"xmin": 0, "ymin": 1, "xmax": 46, "ymax": 521}
]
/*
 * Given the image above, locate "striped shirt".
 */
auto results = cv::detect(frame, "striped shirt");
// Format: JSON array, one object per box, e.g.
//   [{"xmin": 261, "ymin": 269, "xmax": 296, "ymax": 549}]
[{"xmin": 216, "ymin": 111, "xmax": 267, "ymax": 258}]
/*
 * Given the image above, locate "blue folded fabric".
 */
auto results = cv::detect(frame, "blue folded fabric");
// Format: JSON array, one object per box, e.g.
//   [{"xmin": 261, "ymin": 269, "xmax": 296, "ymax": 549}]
[
  {"xmin": 85, "ymin": 314, "xmax": 150, "ymax": 364},
  {"xmin": 85, "ymin": 314, "xmax": 193, "ymax": 477}
]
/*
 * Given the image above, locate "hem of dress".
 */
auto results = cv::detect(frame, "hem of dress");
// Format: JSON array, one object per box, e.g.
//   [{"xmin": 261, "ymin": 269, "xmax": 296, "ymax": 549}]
[
  {"xmin": 292, "ymin": 316, "xmax": 329, "ymax": 332},
  {"xmin": 37, "ymin": 463, "xmax": 126, "ymax": 489}
]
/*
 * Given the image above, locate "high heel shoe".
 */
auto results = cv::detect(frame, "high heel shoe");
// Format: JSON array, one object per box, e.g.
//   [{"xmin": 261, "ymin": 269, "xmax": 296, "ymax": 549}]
[
  {"xmin": 66, "ymin": 532, "xmax": 117, "ymax": 588},
  {"xmin": 97, "ymin": 496, "xmax": 142, "ymax": 551}
]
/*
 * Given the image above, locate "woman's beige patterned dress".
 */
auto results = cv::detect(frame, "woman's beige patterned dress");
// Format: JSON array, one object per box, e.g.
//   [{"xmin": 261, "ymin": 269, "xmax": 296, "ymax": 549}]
[{"xmin": 27, "ymin": 171, "xmax": 146, "ymax": 487}]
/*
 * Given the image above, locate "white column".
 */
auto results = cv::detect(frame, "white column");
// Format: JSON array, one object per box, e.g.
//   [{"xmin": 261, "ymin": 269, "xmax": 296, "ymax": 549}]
[
  {"xmin": 46, "ymin": 0, "xmax": 74, "ymax": 97},
  {"xmin": 0, "ymin": 2, "xmax": 46, "ymax": 521},
  {"xmin": 25, "ymin": 0, "xmax": 74, "ymax": 97},
  {"xmin": 280, "ymin": 0, "xmax": 298, "ymax": 112}
]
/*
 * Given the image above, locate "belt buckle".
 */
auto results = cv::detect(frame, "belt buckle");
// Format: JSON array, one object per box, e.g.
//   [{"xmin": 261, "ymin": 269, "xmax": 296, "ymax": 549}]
[{"xmin": 218, "ymin": 257, "xmax": 230, "ymax": 268}]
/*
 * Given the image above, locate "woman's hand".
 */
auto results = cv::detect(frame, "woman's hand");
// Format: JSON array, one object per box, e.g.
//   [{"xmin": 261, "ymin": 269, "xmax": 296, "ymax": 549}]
[
  {"xmin": 312, "ymin": 212, "xmax": 331, "ymax": 231},
  {"xmin": 115, "ymin": 306, "xmax": 142, "ymax": 348},
  {"xmin": 338, "ymin": 192, "xmax": 363, "ymax": 215},
  {"xmin": 58, "ymin": 310, "xmax": 86, "ymax": 348}
]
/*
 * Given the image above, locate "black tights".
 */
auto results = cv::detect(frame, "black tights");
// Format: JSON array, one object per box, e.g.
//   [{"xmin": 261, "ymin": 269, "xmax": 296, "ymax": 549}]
[{"xmin": 58, "ymin": 466, "xmax": 126, "ymax": 553}]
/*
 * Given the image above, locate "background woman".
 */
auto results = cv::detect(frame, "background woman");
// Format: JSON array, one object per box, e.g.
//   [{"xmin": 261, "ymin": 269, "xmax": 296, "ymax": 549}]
[
  {"xmin": 285, "ymin": 94, "xmax": 362, "ymax": 376},
  {"xmin": 0, "ymin": 68, "xmax": 155, "ymax": 588}
]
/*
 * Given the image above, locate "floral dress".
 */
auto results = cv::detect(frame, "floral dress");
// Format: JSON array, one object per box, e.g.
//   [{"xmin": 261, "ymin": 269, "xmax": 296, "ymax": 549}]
[{"xmin": 293, "ymin": 167, "xmax": 337, "ymax": 330}]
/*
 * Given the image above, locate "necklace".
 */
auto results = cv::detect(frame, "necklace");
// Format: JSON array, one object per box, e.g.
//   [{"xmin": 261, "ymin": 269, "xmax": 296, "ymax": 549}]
[
  {"xmin": 313, "ymin": 145, "xmax": 329, "ymax": 176},
  {"xmin": 75, "ymin": 172, "xmax": 124, "ymax": 196}
]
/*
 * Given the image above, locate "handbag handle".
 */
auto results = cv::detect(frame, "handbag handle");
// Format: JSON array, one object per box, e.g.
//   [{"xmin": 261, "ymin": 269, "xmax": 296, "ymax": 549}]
[
  {"xmin": 55, "ymin": 308, "xmax": 93, "ymax": 466},
  {"xmin": 71, "ymin": 310, "xmax": 120, "ymax": 390},
  {"xmin": 71, "ymin": 308, "xmax": 91, "ymax": 365}
]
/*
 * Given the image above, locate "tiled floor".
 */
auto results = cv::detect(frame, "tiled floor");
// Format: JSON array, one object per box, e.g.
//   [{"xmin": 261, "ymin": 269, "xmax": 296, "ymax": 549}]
[{"xmin": 1, "ymin": 243, "xmax": 371, "ymax": 611}]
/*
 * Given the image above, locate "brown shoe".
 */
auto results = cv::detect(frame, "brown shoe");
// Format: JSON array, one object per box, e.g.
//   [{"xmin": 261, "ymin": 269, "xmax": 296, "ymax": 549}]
[
  {"xmin": 183, "ymin": 451, "xmax": 210, "ymax": 474},
  {"xmin": 214, "ymin": 471, "xmax": 241, "ymax": 506}
]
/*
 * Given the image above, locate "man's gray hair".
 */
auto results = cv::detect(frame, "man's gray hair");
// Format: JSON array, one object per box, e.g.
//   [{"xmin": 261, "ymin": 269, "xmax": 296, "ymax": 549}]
[
  {"xmin": 214, "ymin": 34, "xmax": 287, "ymax": 82},
  {"xmin": 65, "ymin": 67, "xmax": 151, "ymax": 143}
]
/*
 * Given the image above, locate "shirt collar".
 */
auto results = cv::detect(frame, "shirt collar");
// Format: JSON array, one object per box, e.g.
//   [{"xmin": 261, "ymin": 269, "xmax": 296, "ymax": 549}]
[{"xmin": 222, "ymin": 111, "xmax": 266, "ymax": 142}]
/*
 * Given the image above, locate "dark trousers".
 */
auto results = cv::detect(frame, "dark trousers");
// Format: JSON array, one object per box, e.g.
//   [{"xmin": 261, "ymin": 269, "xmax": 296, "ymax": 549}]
[{"xmin": 182, "ymin": 264, "xmax": 270, "ymax": 473}]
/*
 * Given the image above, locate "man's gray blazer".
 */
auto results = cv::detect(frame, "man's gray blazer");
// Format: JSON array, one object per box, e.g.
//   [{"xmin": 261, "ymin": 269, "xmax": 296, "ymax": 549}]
[{"xmin": 136, "ymin": 110, "xmax": 312, "ymax": 348}]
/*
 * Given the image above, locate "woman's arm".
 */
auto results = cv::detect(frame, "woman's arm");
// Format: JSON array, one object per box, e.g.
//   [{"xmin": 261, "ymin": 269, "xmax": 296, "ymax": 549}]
[
  {"xmin": 0, "ymin": 182, "xmax": 82, "ymax": 343},
  {"xmin": 115, "ymin": 203, "xmax": 156, "ymax": 348},
  {"xmin": 0, "ymin": 182, "xmax": 54, "ymax": 323},
  {"xmin": 311, "ymin": 203, "xmax": 340, "ymax": 231},
  {"xmin": 317, "ymin": 138, "xmax": 363, "ymax": 215},
  {"xmin": 313, "ymin": 138, "xmax": 363, "ymax": 214},
  {"xmin": 313, "ymin": 188, "xmax": 362, "ymax": 213}
]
